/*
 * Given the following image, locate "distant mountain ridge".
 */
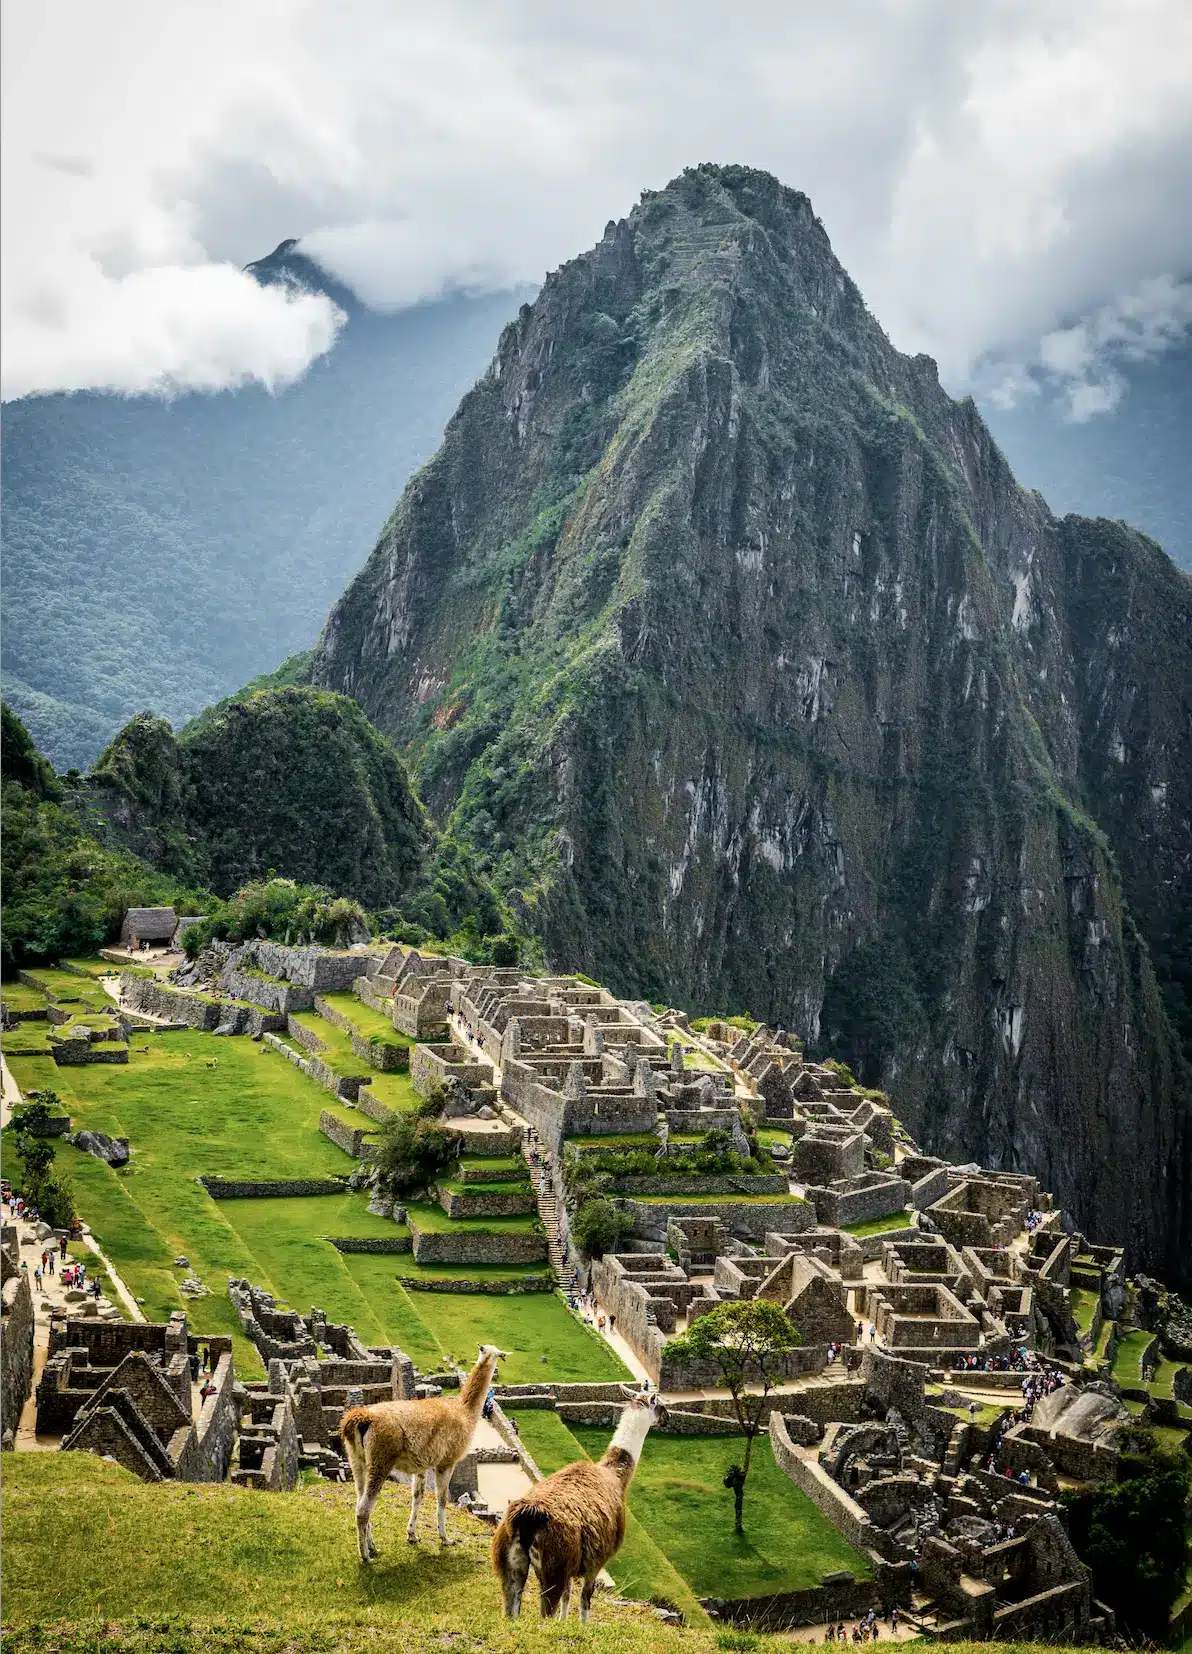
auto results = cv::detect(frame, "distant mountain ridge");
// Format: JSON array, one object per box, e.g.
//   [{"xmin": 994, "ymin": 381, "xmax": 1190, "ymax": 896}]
[
  {"xmin": 0, "ymin": 246, "xmax": 526, "ymax": 770},
  {"xmin": 310, "ymin": 163, "xmax": 1192, "ymax": 1282}
]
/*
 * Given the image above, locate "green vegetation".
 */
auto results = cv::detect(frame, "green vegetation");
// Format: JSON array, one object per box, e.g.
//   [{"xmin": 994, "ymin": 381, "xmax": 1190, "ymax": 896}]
[
  {"xmin": 374, "ymin": 1114, "xmax": 459, "ymax": 1198},
  {"xmin": 572, "ymin": 1196, "xmax": 633, "ymax": 1259},
  {"xmin": 2, "ymin": 1450, "xmax": 719, "ymax": 1649},
  {"xmin": 1111, "ymin": 1328, "xmax": 1153, "ymax": 1386},
  {"xmin": 665, "ymin": 1299, "xmax": 800, "ymax": 1533},
  {"xmin": 1069, "ymin": 1286, "xmax": 1098, "ymax": 1338},
  {"xmin": 843, "ymin": 1209, "xmax": 914, "ymax": 1237},
  {"xmin": 318, "ymin": 989, "xmax": 414, "ymax": 1051},
  {"xmin": 1065, "ymin": 1440, "xmax": 1191, "ymax": 1638},
  {"xmin": 1, "ymin": 704, "xmax": 206, "ymax": 973}
]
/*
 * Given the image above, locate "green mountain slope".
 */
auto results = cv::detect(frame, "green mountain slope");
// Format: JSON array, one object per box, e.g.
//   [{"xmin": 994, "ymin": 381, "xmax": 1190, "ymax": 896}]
[{"xmin": 311, "ymin": 164, "xmax": 1192, "ymax": 1282}]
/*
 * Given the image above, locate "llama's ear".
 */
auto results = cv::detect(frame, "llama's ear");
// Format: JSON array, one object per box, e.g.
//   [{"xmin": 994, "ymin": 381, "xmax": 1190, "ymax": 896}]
[{"xmin": 618, "ymin": 1384, "xmax": 638, "ymax": 1401}]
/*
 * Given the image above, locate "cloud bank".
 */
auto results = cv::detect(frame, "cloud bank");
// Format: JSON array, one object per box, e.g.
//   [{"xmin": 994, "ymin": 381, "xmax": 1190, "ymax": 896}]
[{"xmin": 3, "ymin": 0, "xmax": 1190, "ymax": 404}]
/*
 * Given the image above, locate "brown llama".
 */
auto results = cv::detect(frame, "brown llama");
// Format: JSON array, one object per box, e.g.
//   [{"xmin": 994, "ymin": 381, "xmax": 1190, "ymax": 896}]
[
  {"xmin": 341, "ymin": 1343, "xmax": 506, "ymax": 1560},
  {"xmin": 492, "ymin": 1390, "xmax": 667, "ymax": 1620}
]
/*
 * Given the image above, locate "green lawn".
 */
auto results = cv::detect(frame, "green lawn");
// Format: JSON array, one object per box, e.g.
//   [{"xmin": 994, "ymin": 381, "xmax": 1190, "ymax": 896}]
[
  {"xmin": 317, "ymin": 989, "xmax": 414, "ymax": 1049},
  {"xmin": 566, "ymin": 1424, "xmax": 871, "ymax": 1601},
  {"xmin": 292, "ymin": 1011, "xmax": 375, "ymax": 1078},
  {"xmin": 1, "ymin": 1024, "xmax": 56, "ymax": 1055},
  {"xmin": 0, "ymin": 980, "xmax": 49, "ymax": 1013},
  {"xmin": 843, "ymin": 1209, "xmax": 915, "ymax": 1237},
  {"xmin": 1, "ymin": 1451, "xmax": 737, "ymax": 1649},
  {"xmin": 1111, "ymin": 1328, "xmax": 1152, "ymax": 1385},
  {"xmin": 4, "ymin": 1032, "xmax": 626, "ymax": 1387},
  {"xmin": 405, "ymin": 1199, "xmax": 539, "ymax": 1235},
  {"xmin": 20, "ymin": 967, "xmax": 113, "ymax": 1011},
  {"xmin": 1069, "ymin": 1286, "xmax": 1098, "ymax": 1337},
  {"xmin": 508, "ymin": 1409, "xmax": 707, "ymax": 1621}
]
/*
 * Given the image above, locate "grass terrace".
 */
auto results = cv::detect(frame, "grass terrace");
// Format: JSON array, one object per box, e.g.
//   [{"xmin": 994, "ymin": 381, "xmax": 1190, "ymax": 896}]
[
  {"xmin": 317, "ymin": 989, "xmax": 415, "ymax": 1049},
  {"xmin": 1069, "ymin": 1285, "xmax": 1098, "ymax": 1338},
  {"xmin": 0, "ymin": 980, "xmax": 50, "ymax": 1013},
  {"xmin": 843, "ymin": 1209, "xmax": 915, "ymax": 1237},
  {"xmin": 1111, "ymin": 1328, "xmax": 1153, "ymax": 1387},
  {"xmin": 543, "ymin": 1420, "xmax": 873, "ymax": 1606},
  {"xmin": 291, "ymin": 1011, "xmax": 375, "ymax": 1078},
  {"xmin": 1, "ymin": 1024, "xmax": 56, "ymax": 1056}
]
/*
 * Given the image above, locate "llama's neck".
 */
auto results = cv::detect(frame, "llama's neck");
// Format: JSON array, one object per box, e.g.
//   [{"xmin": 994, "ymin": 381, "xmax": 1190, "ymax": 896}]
[
  {"xmin": 604, "ymin": 1405, "xmax": 653, "ymax": 1472},
  {"xmin": 459, "ymin": 1355, "xmax": 496, "ymax": 1414}
]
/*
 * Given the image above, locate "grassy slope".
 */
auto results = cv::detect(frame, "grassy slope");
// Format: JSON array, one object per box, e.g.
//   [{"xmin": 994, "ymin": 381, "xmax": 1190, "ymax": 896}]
[
  {"xmin": 5, "ymin": 1027, "xmax": 627, "ymax": 1385},
  {"xmin": 318, "ymin": 988, "xmax": 415, "ymax": 1048},
  {"xmin": 568, "ymin": 1425, "xmax": 872, "ymax": 1601},
  {"xmin": 843, "ymin": 1210, "xmax": 914, "ymax": 1237}
]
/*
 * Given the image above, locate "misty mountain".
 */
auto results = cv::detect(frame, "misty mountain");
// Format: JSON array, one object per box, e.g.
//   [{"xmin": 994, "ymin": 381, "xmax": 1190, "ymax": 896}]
[
  {"xmin": 0, "ymin": 247, "xmax": 524, "ymax": 771},
  {"xmin": 311, "ymin": 163, "xmax": 1191, "ymax": 1281}
]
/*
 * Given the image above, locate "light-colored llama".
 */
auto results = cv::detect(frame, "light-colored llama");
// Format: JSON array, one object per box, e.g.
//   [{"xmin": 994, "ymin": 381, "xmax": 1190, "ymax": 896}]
[{"xmin": 341, "ymin": 1343, "xmax": 505, "ymax": 1560}]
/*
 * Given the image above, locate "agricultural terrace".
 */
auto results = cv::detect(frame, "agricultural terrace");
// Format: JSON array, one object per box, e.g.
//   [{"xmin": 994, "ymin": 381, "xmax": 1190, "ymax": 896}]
[{"xmin": 2, "ymin": 966, "xmax": 628, "ymax": 1385}]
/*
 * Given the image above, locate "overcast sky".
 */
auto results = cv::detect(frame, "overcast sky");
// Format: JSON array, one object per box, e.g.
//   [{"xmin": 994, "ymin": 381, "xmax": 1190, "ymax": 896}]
[{"xmin": 3, "ymin": 0, "xmax": 1191, "ymax": 416}]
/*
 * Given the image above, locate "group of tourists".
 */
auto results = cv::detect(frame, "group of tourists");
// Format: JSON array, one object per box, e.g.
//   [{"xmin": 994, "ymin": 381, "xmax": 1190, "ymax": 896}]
[{"xmin": 824, "ymin": 1607, "xmax": 898, "ymax": 1641}]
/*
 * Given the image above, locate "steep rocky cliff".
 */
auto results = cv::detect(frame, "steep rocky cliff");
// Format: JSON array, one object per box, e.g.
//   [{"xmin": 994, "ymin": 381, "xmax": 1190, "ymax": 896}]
[{"xmin": 311, "ymin": 164, "xmax": 1191, "ymax": 1280}]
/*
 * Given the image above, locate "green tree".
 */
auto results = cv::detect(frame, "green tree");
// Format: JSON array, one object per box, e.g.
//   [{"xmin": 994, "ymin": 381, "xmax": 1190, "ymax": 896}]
[
  {"xmin": 666, "ymin": 1298, "xmax": 800, "ymax": 1533},
  {"xmin": 571, "ymin": 1197, "xmax": 631, "ymax": 1259},
  {"xmin": 373, "ymin": 1112, "xmax": 457, "ymax": 1198},
  {"xmin": 1064, "ymin": 1443, "xmax": 1191, "ymax": 1637}
]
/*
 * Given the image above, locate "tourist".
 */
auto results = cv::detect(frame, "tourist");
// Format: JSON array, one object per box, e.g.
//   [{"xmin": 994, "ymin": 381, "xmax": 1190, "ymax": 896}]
[
  {"xmin": 33, "ymin": 1265, "xmax": 42, "ymax": 1290},
  {"xmin": 46, "ymin": 1251, "xmax": 54, "ymax": 1275},
  {"xmin": 189, "ymin": 1351, "xmax": 201, "ymax": 1382},
  {"xmin": 890, "ymin": 1607, "xmax": 899, "ymax": 1632},
  {"xmin": 200, "ymin": 1379, "xmax": 216, "ymax": 1400},
  {"xmin": 1017, "ymin": 1469, "xmax": 1030, "ymax": 1486},
  {"xmin": 825, "ymin": 1624, "xmax": 835, "ymax": 1642},
  {"xmin": 509, "ymin": 1417, "xmax": 519, "ymax": 1437},
  {"xmin": 60, "ymin": 1237, "xmax": 67, "ymax": 1259},
  {"xmin": 483, "ymin": 1385, "xmax": 495, "ymax": 1421}
]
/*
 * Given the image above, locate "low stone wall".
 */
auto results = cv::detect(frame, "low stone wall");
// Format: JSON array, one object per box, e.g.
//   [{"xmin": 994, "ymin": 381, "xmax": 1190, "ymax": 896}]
[
  {"xmin": 704, "ymin": 1576, "xmax": 882, "ymax": 1631},
  {"xmin": 438, "ymin": 1185, "xmax": 537, "ymax": 1219},
  {"xmin": 1, "ymin": 1271, "xmax": 35, "ymax": 1435},
  {"xmin": 201, "ymin": 1175, "xmax": 348, "ymax": 1199},
  {"xmin": 354, "ymin": 1087, "xmax": 398, "ymax": 1124},
  {"xmin": 770, "ymin": 1410, "xmax": 887, "ymax": 1559},
  {"xmin": 327, "ymin": 1235, "xmax": 413, "ymax": 1254},
  {"xmin": 405, "ymin": 1273, "xmax": 554, "ymax": 1294},
  {"xmin": 409, "ymin": 1224, "xmax": 547, "ymax": 1266},
  {"xmin": 907, "ymin": 1166, "xmax": 950, "ymax": 1210},
  {"xmin": 248, "ymin": 942, "xmax": 372, "ymax": 992},
  {"xmin": 609, "ymin": 1174, "xmax": 789, "ymax": 1196},
  {"xmin": 52, "ymin": 1037, "xmax": 128, "ymax": 1066},
  {"xmin": 222, "ymin": 968, "xmax": 314, "ymax": 1016},
  {"xmin": 319, "ymin": 1110, "xmax": 380, "ymax": 1160},
  {"xmin": 657, "ymin": 1342, "xmax": 826, "ymax": 1392},
  {"xmin": 616, "ymin": 1195, "xmax": 813, "ymax": 1241},
  {"xmin": 412, "ymin": 1042, "xmax": 492, "ymax": 1100},
  {"xmin": 120, "ymin": 974, "xmax": 220, "ymax": 1030}
]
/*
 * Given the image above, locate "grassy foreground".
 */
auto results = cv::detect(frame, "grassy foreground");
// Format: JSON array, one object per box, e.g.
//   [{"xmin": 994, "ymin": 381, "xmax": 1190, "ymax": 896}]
[{"xmin": 1, "ymin": 1456, "xmax": 1105, "ymax": 1654}]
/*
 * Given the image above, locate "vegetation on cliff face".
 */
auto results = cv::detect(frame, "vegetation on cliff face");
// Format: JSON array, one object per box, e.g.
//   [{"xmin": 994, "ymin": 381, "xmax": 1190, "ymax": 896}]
[
  {"xmin": 311, "ymin": 163, "xmax": 1192, "ymax": 1281},
  {"xmin": 2, "ymin": 693, "xmax": 517, "ymax": 970},
  {"xmin": 0, "ymin": 705, "xmax": 204, "ymax": 970}
]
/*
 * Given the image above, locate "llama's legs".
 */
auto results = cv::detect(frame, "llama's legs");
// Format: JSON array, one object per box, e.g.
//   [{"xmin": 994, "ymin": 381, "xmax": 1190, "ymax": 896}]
[
  {"xmin": 435, "ymin": 1464, "xmax": 454, "ymax": 1544},
  {"xmin": 580, "ymin": 1576, "xmax": 598, "ymax": 1622},
  {"xmin": 559, "ymin": 1579, "xmax": 573, "ymax": 1621},
  {"xmin": 407, "ymin": 1472, "xmax": 426, "ymax": 1542},
  {"xmin": 501, "ymin": 1541, "xmax": 531, "ymax": 1619},
  {"xmin": 539, "ymin": 1571, "xmax": 569, "ymax": 1618},
  {"xmin": 356, "ymin": 1463, "xmax": 388, "ymax": 1562}
]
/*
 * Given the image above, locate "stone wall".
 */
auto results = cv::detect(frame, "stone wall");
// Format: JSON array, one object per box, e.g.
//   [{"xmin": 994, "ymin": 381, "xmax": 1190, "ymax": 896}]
[
  {"xmin": 1, "ymin": 1270, "xmax": 35, "ymax": 1436},
  {"xmin": 404, "ymin": 1273, "xmax": 554, "ymax": 1294},
  {"xmin": 704, "ymin": 1576, "xmax": 882, "ymax": 1631},
  {"xmin": 408, "ymin": 1224, "xmax": 547, "ymax": 1266},
  {"xmin": 805, "ymin": 1174, "xmax": 908, "ymax": 1228},
  {"xmin": 121, "ymin": 974, "xmax": 220, "ymax": 1030},
  {"xmin": 616, "ymin": 1195, "xmax": 814, "ymax": 1241},
  {"xmin": 327, "ymin": 1235, "xmax": 413, "ymax": 1254},
  {"xmin": 240, "ymin": 941, "xmax": 372, "ymax": 992},
  {"xmin": 319, "ymin": 1110, "xmax": 380, "ymax": 1160},
  {"xmin": 199, "ymin": 1175, "xmax": 348, "ymax": 1199},
  {"xmin": 174, "ymin": 1352, "xmax": 236, "ymax": 1482},
  {"xmin": 658, "ymin": 1341, "xmax": 826, "ymax": 1392},
  {"xmin": 438, "ymin": 1185, "xmax": 537, "ymax": 1219},
  {"xmin": 608, "ymin": 1174, "xmax": 788, "ymax": 1196},
  {"xmin": 411, "ymin": 1042, "xmax": 492, "ymax": 1100},
  {"xmin": 770, "ymin": 1410, "xmax": 886, "ymax": 1558}
]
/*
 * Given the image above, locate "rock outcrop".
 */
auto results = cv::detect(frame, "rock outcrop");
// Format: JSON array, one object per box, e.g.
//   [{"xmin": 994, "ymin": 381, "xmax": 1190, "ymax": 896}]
[{"xmin": 311, "ymin": 164, "xmax": 1192, "ymax": 1283}]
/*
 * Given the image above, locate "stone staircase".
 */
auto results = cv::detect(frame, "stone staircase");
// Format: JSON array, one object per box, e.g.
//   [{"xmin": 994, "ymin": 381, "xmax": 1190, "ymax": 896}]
[{"xmin": 523, "ymin": 1146, "xmax": 579, "ymax": 1293}]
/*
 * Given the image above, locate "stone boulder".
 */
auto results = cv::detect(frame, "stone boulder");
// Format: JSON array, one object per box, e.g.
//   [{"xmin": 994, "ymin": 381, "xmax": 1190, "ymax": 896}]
[{"xmin": 69, "ymin": 1131, "xmax": 130, "ymax": 1168}]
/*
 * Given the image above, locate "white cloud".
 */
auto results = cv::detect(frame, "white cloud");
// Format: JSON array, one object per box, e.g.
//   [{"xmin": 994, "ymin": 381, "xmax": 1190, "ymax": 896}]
[
  {"xmin": 2, "ymin": 0, "xmax": 1190, "ymax": 403},
  {"xmin": 988, "ymin": 275, "xmax": 1192, "ymax": 421}
]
